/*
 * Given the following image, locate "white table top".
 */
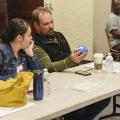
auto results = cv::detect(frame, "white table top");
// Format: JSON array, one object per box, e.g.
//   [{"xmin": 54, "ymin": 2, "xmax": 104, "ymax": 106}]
[{"xmin": 1, "ymin": 62, "xmax": 120, "ymax": 120}]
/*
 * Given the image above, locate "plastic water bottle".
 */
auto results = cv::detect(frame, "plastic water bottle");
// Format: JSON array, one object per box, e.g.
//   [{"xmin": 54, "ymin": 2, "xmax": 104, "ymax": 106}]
[
  {"xmin": 33, "ymin": 70, "xmax": 44, "ymax": 100},
  {"xmin": 43, "ymin": 68, "xmax": 51, "ymax": 97},
  {"xmin": 105, "ymin": 53, "xmax": 113, "ymax": 74}
]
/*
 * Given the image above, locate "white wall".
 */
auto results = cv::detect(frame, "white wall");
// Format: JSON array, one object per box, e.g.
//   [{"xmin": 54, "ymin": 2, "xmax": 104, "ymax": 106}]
[{"xmin": 93, "ymin": 0, "xmax": 111, "ymax": 55}]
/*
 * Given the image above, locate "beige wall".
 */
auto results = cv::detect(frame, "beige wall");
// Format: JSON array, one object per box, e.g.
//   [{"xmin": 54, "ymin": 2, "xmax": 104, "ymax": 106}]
[
  {"xmin": 44, "ymin": 0, "xmax": 93, "ymax": 60},
  {"xmin": 44, "ymin": 0, "xmax": 111, "ymax": 59},
  {"xmin": 93, "ymin": 0, "xmax": 111, "ymax": 55}
]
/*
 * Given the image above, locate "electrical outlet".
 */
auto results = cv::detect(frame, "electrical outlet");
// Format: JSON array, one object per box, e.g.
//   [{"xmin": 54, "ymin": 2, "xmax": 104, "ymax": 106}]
[
  {"xmin": 44, "ymin": 2, "xmax": 48, "ymax": 8},
  {"xmin": 49, "ymin": 2, "xmax": 53, "ymax": 11},
  {"xmin": 44, "ymin": 2, "xmax": 53, "ymax": 11}
]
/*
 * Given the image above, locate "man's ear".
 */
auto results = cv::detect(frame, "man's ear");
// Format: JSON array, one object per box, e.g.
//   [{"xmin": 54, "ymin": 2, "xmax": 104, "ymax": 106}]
[
  {"xmin": 16, "ymin": 35, "xmax": 23, "ymax": 42},
  {"xmin": 34, "ymin": 22, "xmax": 40, "ymax": 32}
]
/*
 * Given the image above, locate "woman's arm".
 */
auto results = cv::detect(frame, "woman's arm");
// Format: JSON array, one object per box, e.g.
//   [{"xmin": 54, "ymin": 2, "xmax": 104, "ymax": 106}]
[
  {"xmin": 0, "ymin": 52, "xmax": 16, "ymax": 80},
  {"xmin": 23, "ymin": 40, "xmax": 44, "ymax": 70},
  {"xmin": 26, "ymin": 54, "xmax": 44, "ymax": 70}
]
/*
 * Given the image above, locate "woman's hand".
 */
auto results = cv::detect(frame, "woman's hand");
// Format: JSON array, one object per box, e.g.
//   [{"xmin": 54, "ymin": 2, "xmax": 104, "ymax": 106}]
[{"xmin": 24, "ymin": 40, "xmax": 34, "ymax": 57}]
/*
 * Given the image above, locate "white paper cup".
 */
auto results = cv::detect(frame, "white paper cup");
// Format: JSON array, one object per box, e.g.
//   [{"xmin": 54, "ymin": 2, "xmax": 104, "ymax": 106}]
[{"xmin": 94, "ymin": 53, "xmax": 103, "ymax": 70}]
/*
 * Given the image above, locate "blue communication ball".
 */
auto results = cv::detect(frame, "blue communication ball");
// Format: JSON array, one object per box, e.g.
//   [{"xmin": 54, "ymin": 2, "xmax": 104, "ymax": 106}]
[{"xmin": 75, "ymin": 45, "xmax": 88, "ymax": 54}]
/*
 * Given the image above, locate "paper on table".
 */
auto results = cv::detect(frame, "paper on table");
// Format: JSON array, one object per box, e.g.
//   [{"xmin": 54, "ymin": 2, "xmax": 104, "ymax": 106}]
[
  {"xmin": 0, "ymin": 102, "xmax": 34, "ymax": 118},
  {"xmin": 64, "ymin": 62, "xmax": 94, "ymax": 73},
  {"xmin": 76, "ymin": 67, "xmax": 93, "ymax": 72},
  {"xmin": 102, "ymin": 61, "xmax": 120, "ymax": 73},
  {"xmin": 72, "ymin": 81, "xmax": 106, "ymax": 92},
  {"xmin": 81, "ymin": 62, "xmax": 94, "ymax": 69}
]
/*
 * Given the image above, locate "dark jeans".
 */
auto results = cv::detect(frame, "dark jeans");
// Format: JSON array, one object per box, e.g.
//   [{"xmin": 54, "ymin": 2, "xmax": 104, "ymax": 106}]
[
  {"xmin": 112, "ymin": 43, "xmax": 120, "ymax": 52},
  {"xmin": 111, "ymin": 44, "xmax": 120, "ymax": 61},
  {"xmin": 63, "ymin": 98, "xmax": 111, "ymax": 120}
]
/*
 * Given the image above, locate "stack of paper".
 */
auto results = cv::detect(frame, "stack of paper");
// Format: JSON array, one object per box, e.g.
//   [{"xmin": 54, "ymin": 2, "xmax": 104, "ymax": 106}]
[
  {"xmin": 72, "ymin": 82, "xmax": 105, "ymax": 92},
  {"xmin": 0, "ymin": 102, "xmax": 34, "ymax": 118}
]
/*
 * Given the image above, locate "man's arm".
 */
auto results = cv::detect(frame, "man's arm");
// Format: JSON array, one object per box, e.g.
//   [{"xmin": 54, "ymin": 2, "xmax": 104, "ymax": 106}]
[
  {"xmin": 107, "ymin": 14, "xmax": 120, "ymax": 39},
  {"xmin": 33, "ymin": 45, "xmax": 78, "ymax": 72},
  {"xmin": 111, "ymin": 29, "xmax": 120, "ymax": 39}
]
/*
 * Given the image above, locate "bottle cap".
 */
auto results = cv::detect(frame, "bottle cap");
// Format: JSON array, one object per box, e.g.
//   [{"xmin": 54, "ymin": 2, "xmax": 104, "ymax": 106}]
[
  {"xmin": 108, "ymin": 53, "xmax": 111, "ymax": 56},
  {"xmin": 32, "ymin": 70, "xmax": 44, "ymax": 75}
]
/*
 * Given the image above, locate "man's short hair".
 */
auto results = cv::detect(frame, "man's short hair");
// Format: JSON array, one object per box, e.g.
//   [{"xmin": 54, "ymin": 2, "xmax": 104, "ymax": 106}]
[
  {"xmin": 112, "ymin": 0, "xmax": 120, "ymax": 13},
  {"xmin": 112, "ymin": 0, "xmax": 120, "ymax": 6},
  {"xmin": 32, "ymin": 7, "xmax": 52, "ymax": 23}
]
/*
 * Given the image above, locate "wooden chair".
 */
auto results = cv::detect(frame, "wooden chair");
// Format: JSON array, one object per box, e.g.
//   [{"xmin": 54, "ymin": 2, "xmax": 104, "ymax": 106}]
[{"xmin": 98, "ymin": 29, "xmax": 120, "ymax": 120}]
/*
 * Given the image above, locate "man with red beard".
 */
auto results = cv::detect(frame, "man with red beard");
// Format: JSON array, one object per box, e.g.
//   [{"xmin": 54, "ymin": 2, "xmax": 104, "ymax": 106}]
[
  {"xmin": 32, "ymin": 7, "xmax": 86, "ymax": 73},
  {"xmin": 32, "ymin": 7, "xmax": 110, "ymax": 120}
]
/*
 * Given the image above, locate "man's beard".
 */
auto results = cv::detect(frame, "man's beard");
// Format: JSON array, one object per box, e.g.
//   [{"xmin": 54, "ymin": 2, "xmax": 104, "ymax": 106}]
[{"xmin": 47, "ymin": 29, "xmax": 54, "ymax": 36}]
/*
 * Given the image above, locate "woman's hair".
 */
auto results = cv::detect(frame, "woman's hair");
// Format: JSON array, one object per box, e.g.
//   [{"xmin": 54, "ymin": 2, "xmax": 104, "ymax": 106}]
[{"xmin": 0, "ymin": 18, "xmax": 29, "ymax": 43}]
